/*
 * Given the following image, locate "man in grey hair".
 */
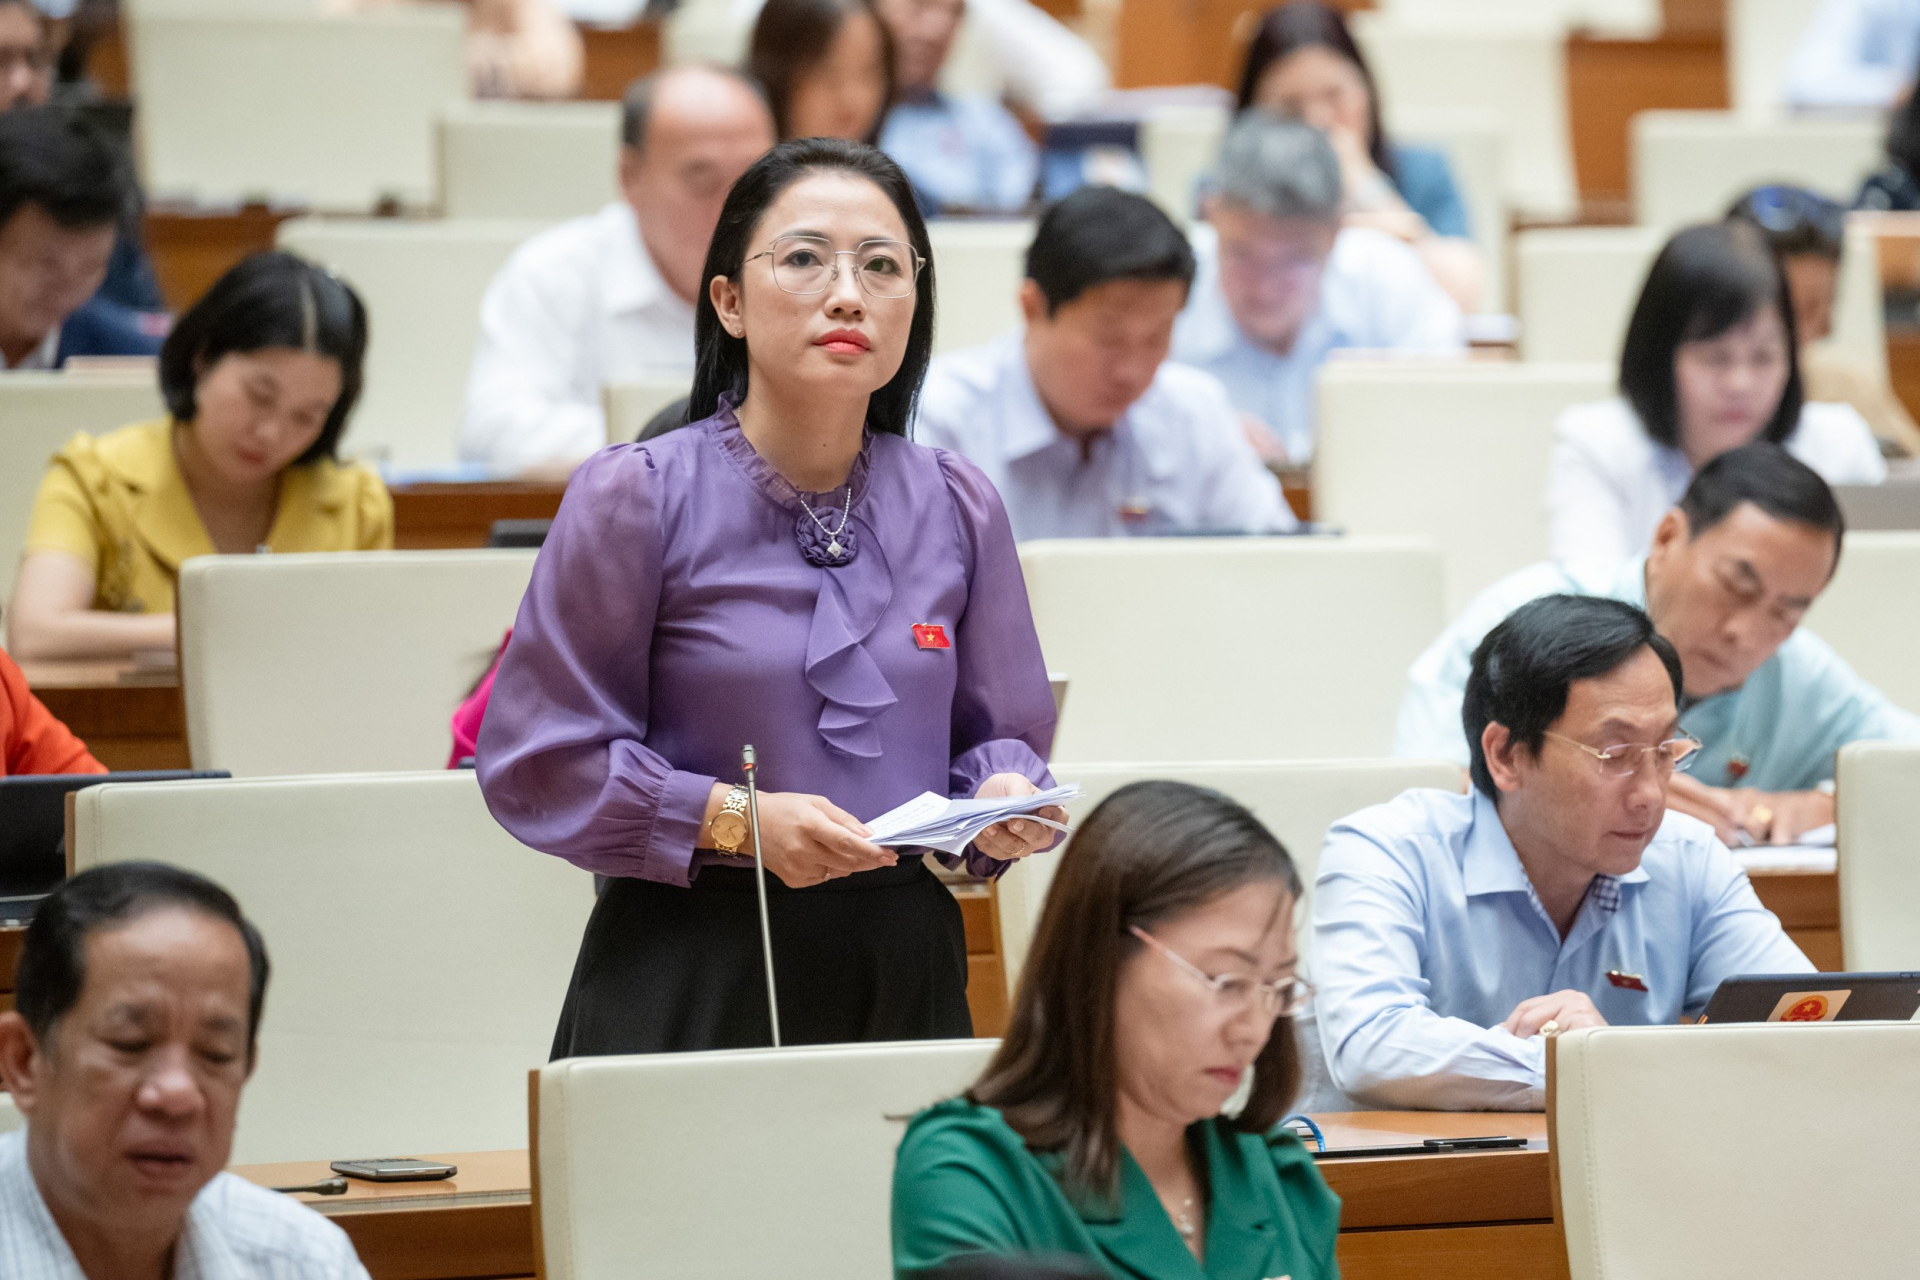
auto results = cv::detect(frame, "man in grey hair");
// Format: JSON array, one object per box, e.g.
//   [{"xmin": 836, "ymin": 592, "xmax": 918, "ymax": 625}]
[
  {"xmin": 1172, "ymin": 111, "xmax": 1463, "ymax": 464},
  {"xmin": 459, "ymin": 66, "xmax": 775, "ymax": 476}
]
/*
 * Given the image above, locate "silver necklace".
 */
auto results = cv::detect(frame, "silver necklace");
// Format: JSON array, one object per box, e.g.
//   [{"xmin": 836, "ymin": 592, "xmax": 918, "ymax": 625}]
[
  {"xmin": 1172, "ymin": 1194, "xmax": 1198, "ymax": 1239},
  {"xmin": 803, "ymin": 482, "xmax": 855, "ymax": 561}
]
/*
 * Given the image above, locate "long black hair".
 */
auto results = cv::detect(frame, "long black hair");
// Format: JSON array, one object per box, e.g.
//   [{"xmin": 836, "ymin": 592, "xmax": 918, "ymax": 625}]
[
  {"xmin": 689, "ymin": 137, "xmax": 936, "ymax": 438},
  {"xmin": 1235, "ymin": 1, "xmax": 1396, "ymax": 181}
]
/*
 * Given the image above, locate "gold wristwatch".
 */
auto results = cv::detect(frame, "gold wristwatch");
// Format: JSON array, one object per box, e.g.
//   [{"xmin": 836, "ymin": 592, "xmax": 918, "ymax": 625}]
[{"xmin": 710, "ymin": 784, "xmax": 750, "ymax": 854}]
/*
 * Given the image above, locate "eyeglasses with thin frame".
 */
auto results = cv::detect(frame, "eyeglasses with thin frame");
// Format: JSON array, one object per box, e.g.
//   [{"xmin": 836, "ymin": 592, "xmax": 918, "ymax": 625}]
[
  {"xmin": 1543, "ymin": 731, "xmax": 1703, "ymax": 779},
  {"xmin": 745, "ymin": 234, "xmax": 925, "ymax": 300},
  {"xmin": 1128, "ymin": 925, "xmax": 1313, "ymax": 1020}
]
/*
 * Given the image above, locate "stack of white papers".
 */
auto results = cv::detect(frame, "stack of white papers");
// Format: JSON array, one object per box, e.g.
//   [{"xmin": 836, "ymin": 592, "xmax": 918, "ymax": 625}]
[{"xmin": 865, "ymin": 784, "xmax": 1081, "ymax": 855}]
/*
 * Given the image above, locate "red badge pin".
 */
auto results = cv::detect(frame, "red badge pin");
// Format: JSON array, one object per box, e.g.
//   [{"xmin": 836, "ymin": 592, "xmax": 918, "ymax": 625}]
[
  {"xmin": 911, "ymin": 623, "xmax": 951, "ymax": 650},
  {"xmin": 1726, "ymin": 754, "xmax": 1751, "ymax": 783},
  {"xmin": 1606, "ymin": 970, "xmax": 1648, "ymax": 992}
]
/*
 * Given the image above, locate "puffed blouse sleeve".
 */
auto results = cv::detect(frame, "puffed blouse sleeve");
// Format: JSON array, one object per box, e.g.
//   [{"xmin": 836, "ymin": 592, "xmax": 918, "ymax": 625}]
[
  {"xmin": 937, "ymin": 449, "xmax": 1059, "ymax": 879},
  {"xmin": 475, "ymin": 446, "xmax": 716, "ymax": 887}
]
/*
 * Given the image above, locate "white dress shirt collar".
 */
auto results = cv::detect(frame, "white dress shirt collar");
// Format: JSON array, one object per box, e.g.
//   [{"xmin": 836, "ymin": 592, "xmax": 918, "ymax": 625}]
[
  {"xmin": 997, "ymin": 334, "xmax": 1174, "ymax": 480},
  {"xmin": 599, "ymin": 201, "xmax": 685, "ymax": 320}
]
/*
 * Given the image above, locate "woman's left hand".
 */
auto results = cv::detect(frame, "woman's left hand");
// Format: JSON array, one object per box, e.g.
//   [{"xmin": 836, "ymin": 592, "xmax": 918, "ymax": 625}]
[{"xmin": 971, "ymin": 773, "xmax": 1066, "ymax": 862}]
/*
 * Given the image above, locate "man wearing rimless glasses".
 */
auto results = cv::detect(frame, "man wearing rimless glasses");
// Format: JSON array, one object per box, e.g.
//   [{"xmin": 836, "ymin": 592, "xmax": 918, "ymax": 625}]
[{"xmin": 1314, "ymin": 592, "xmax": 1813, "ymax": 1112}]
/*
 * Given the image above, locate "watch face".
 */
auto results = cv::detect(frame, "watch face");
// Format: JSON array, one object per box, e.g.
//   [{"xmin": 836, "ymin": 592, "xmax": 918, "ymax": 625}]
[{"xmin": 711, "ymin": 811, "xmax": 749, "ymax": 850}]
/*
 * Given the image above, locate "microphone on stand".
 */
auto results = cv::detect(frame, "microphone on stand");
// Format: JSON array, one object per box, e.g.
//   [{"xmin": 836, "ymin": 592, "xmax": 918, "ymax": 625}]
[{"xmin": 742, "ymin": 744, "xmax": 781, "ymax": 1048}]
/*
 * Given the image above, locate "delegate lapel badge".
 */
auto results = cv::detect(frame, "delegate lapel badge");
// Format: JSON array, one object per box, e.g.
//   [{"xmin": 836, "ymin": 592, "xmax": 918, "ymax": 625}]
[
  {"xmin": 1607, "ymin": 970, "xmax": 1649, "ymax": 993},
  {"xmin": 1726, "ymin": 753, "xmax": 1751, "ymax": 783},
  {"xmin": 912, "ymin": 623, "xmax": 951, "ymax": 651}
]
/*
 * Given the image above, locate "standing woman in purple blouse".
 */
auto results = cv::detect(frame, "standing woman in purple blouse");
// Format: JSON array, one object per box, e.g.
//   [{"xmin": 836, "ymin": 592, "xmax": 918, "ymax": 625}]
[{"xmin": 476, "ymin": 137, "xmax": 1061, "ymax": 1056}]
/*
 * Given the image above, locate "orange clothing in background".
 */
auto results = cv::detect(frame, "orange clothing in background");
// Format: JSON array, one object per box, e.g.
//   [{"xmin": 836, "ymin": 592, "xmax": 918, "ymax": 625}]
[{"xmin": 0, "ymin": 648, "xmax": 106, "ymax": 777}]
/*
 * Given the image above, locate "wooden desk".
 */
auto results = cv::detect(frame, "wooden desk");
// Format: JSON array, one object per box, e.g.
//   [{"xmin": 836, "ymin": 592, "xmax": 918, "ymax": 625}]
[
  {"xmin": 0, "ymin": 925, "xmax": 21, "ymax": 1014},
  {"xmin": 23, "ymin": 660, "xmax": 189, "ymax": 772},
  {"xmin": 577, "ymin": 21, "xmax": 662, "ymax": 101},
  {"xmin": 953, "ymin": 882, "xmax": 1010, "ymax": 1037},
  {"xmin": 146, "ymin": 206, "xmax": 297, "ymax": 315},
  {"xmin": 388, "ymin": 482, "xmax": 569, "ymax": 551},
  {"xmin": 1750, "ymin": 868, "xmax": 1843, "ymax": 971},
  {"xmin": 235, "ymin": 1111, "xmax": 1560, "ymax": 1280},
  {"xmin": 1566, "ymin": 30, "xmax": 1728, "ymax": 221}
]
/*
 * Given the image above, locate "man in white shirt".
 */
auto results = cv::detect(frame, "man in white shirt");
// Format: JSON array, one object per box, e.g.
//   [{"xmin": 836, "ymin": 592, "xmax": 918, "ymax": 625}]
[
  {"xmin": 1783, "ymin": 0, "xmax": 1920, "ymax": 110},
  {"xmin": 915, "ymin": 185, "xmax": 1295, "ymax": 540},
  {"xmin": 458, "ymin": 66, "xmax": 775, "ymax": 474},
  {"xmin": 0, "ymin": 862, "xmax": 369, "ymax": 1279},
  {"xmin": 1171, "ymin": 113, "xmax": 1464, "ymax": 464}
]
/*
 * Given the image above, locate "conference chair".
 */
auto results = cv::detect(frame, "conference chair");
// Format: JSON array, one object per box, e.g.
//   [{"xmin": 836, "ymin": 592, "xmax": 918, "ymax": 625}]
[
  {"xmin": 1515, "ymin": 224, "xmax": 1663, "ymax": 363},
  {"xmin": 1631, "ymin": 110, "xmax": 1883, "ymax": 229},
  {"xmin": 1313, "ymin": 360, "xmax": 1612, "ymax": 611},
  {"xmin": 0, "ymin": 371, "xmax": 164, "ymax": 600},
  {"xmin": 71, "ymin": 771, "xmax": 595, "ymax": 1164},
  {"xmin": 602, "ymin": 378, "xmax": 692, "ymax": 445},
  {"xmin": 178, "ymin": 550, "xmax": 536, "ymax": 776},
  {"xmin": 534, "ymin": 1040, "xmax": 996, "ymax": 1279},
  {"xmin": 1837, "ymin": 742, "xmax": 1920, "ymax": 972},
  {"xmin": 1802, "ymin": 531, "xmax": 1920, "ymax": 718},
  {"xmin": 439, "ymin": 100, "xmax": 620, "ymax": 221},
  {"xmin": 926, "ymin": 219, "xmax": 1032, "ymax": 354},
  {"xmin": 276, "ymin": 217, "xmax": 547, "ymax": 469},
  {"xmin": 1139, "ymin": 101, "xmax": 1229, "ymax": 230},
  {"xmin": 1349, "ymin": 11, "xmax": 1575, "ymax": 221},
  {"xmin": 1019, "ymin": 536, "xmax": 1443, "ymax": 763},
  {"xmin": 125, "ymin": 6, "xmax": 466, "ymax": 211},
  {"xmin": 1549, "ymin": 1022, "xmax": 1920, "ymax": 1279},
  {"xmin": 1726, "ymin": 0, "xmax": 1827, "ymax": 116},
  {"xmin": 1830, "ymin": 218, "xmax": 1891, "ymax": 386},
  {"xmin": 1388, "ymin": 105, "xmax": 1509, "ymax": 313},
  {"xmin": 995, "ymin": 758, "xmax": 1463, "ymax": 991}
]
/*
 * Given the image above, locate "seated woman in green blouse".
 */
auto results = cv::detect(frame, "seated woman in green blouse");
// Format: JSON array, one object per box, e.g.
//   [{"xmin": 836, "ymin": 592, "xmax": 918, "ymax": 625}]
[{"xmin": 893, "ymin": 781, "xmax": 1339, "ymax": 1280}]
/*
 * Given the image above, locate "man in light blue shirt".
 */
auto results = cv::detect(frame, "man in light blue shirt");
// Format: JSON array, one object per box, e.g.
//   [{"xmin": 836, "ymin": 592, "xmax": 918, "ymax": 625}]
[
  {"xmin": 1171, "ymin": 113, "xmax": 1463, "ymax": 464},
  {"xmin": 876, "ymin": 0, "xmax": 1038, "ymax": 214},
  {"xmin": 1783, "ymin": 0, "xmax": 1920, "ymax": 110},
  {"xmin": 916, "ymin": 185, "xmax": 1295, "ymax": 539},
  {"xmin": 1397, "ymin": 444, "xmax": 1920, "ymax": 846},
  {"xmin": 1318, "ymin": 593, "xmax": 1812, "ymax": 1111}
]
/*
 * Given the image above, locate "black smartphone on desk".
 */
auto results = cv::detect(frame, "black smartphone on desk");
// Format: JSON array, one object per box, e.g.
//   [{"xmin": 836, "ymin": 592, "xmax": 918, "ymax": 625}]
[{"xmin": 329, "ymin": 1158, "xmax": 458, "ymax": 1182}]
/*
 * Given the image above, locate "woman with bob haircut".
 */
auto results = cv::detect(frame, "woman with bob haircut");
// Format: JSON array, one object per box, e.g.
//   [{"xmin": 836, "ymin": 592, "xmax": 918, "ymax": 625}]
[
  {"xmin": 893, "ymin": 781, "xmax": 1337, "ymax": 1280},
  {"xmin": 6, "ymin": 250, "xmax": 389, "ymax": 663},
  {"xmin": 477, "ymin": 138, "xmax": 1060, "ymax": 1057},
  {"xmin": 1546, "ymin": 220, "xmax": 1883, "ymax": 565},
  {"xmin": 749, "ymin": 0, "xmax": 896, "ymax": 145},
  {"xmin": 1235, "ymin": 0, "xmax": 1479, "ymax": 310}
]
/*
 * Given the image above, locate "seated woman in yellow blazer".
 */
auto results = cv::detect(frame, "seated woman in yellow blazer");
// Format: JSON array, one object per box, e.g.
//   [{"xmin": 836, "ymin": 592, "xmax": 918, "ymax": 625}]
[
  {"xmin": 893, "ymin": 781, "xmax": 1340, "ymax": 1280},
  {"xmin": 6, "ymin": 251, "xmax": 391, "ymax": 662}
]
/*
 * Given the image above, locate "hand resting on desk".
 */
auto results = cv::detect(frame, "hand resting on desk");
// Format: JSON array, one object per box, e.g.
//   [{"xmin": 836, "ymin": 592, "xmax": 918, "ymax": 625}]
[{"xmin": 1667, "ymin": 775, "xmax": 1834, "ymax": 846}]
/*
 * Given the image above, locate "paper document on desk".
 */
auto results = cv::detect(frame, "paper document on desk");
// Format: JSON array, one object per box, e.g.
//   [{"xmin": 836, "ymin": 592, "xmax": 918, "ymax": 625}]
[
  {"xmin": 1735, "ymin": 846, "xmax": 1838, "ymax": 874},
  {"xmin": 865, "ymin": 784, "xmax": 1081, "ymax": 854}
]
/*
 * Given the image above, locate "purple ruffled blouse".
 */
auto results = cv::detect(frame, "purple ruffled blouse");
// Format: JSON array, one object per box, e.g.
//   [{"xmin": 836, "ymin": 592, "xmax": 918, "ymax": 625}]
[{"xmin": 475, "ymin": 401, "xmax": 1058, "ymax": 886}]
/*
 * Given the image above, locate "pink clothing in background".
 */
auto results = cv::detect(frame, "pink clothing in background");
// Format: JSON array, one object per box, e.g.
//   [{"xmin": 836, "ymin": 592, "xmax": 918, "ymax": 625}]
[{"xmin": 448, "ymin": 630, "xmax": 511, "ymax": 768}]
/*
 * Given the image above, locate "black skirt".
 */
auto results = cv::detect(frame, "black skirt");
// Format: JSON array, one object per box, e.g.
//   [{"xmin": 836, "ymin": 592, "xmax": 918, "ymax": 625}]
[{"xmin": 549, "ymin": 857, "xmax": 973, "ymax": 1058}]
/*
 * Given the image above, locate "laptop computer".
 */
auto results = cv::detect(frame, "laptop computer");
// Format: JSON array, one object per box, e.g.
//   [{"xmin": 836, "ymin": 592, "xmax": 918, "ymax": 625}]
[
  {"xmin": 1698, "ymin": 972, "xmax": 1920, "ymax": 1024},
  {"xmin": 0, "ymin": 771, "xmax": 230, "ymax": 900}
]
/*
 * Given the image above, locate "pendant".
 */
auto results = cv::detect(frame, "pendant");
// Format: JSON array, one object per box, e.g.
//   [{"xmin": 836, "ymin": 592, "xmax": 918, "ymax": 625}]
[{"xmin": 828, "ymin": 539, "xmax": 843, "ymax": 559}]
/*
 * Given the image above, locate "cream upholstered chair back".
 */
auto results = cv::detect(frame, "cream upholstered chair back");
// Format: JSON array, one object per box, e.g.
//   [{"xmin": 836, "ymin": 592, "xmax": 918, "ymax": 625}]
[
  {"xmin": 927, "ymin": 219, "xmax": 1032, "ymax": 354},
  {"xmin": 1726, "ymin": 0, "xmax": 1827, "ymax": 115},
  {"xmin": 1837, "ymin": 742, "xmax": 1920, "ymax": 971},
  {"xmin": 0, "ymin": 1093, "xmax": 20, "ymax": 1137},
  {"xmin": 0, "ymin": 372, "xmax": 165, "ymax": 599},
  {"xmin": 1631, "ymin": 110, "xmax": 1883, "ymax": 229},
  {"xmin": 1139, "ymin": 101, "xmax": 1229, "ymax": 229},
  {"xmin": 1387, "ymin": 105, "xmax": 1509, "ymax": 312},
  {"xmin": 1020, "ymin": 537, "xmax": 1444, "ymax": 764},
  {"xmin": 276, "ymin": 217, "xmax": 545, "ymax": 469},
  {"xmin": 1550, "ymin": 1022, "xmax": 1920, "ymax": 1279},
  {"xmin": 602, "ymin": 377, "xmax": 693, "ymax": 445},
  {"xmin": 996, "ymin": 759, "xmax": 1463, "ymax": 990},
  {"xmin": 1516, "ymin": 224, "xmax": 1664, "ymax": 363},
  {"xmin": 1350, "ymin": 11, "xmax": 1574, "ymax": 220},
  {"xmin": 438, "ymin": 100, "xmax": 620, "ymax": 221},
  {"xmin": 1829, "ymin": 217, "xmax": 1890, "ymax": 384},
  {"xmin": 179, "ymin": 550, "xmax": 536, "ymax": 776},
  {"xmin": 126, "ymin": 7, "xmax": 465, "ymax": 210},
  {"xmin": 1803, "ymin": 531, "xmax": 1920, "ymax": 718},
  {"xmin": 1313, "ymin": 361, "xmax": 1612, "ymax": 612},
  {"xmin": 70, "ymin": 772, "xmax": 595, "ymax": 1164},
  {"xmin": 535, "ymin": 1040, "xmax": 997, "ymax": 1280}
]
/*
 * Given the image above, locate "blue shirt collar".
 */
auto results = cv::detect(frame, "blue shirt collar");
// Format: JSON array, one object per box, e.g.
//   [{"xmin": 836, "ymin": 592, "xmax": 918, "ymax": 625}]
[
  {"xmin": 1461, "ymin": 789, "xmax": 1650, "ymax": 899},
  {"xmin": 1000, "ymin": 334, "xmax": 1175, "ymax": 480}
]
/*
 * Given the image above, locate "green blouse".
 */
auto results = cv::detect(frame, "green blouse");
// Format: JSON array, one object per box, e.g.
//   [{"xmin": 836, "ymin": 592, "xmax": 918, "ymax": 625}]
[{"xmin": 892, "ymin": 1098, "xmax": 1341, "ymax": 1280}]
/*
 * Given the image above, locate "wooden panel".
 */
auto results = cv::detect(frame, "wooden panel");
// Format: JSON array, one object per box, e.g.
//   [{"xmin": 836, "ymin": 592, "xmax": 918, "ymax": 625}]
[
  {"xmin": 389, "ymin": 482, "xmax": 569, "ymax": 551},
  {"xmin": 1338, "ymin": 1222, "xmax": 1569, "ymax": 1280},
  {"xmin": 968, "ymin": 953, "xmax": 1009, "ymax": 1037},
  {"xmin": 1790, "ymin": 927, "xmax": 1845, "ymax": 973},
  {"xmin": 1316, "ymin": 1112, "xmax": 1550, "ymax": 1229},
  {"xmin": 333, "ymin": 1202, "xmax": 534, "ymax": 1280},
  {"xmin": 1748, "ymin": 871, "xmax": 1839, "ymax": 930},
  {"xmin": 145, "ymin": 206, "xmax": 295, "ymax": 314},
  {"xmin": 1114, "ymin": 0, "xmax": 1263, "ymax": 90},
  {"xmin": 577, "ymin": 22, "xmax": 661, "ymax": 102},
  {"xmin": 1890, "ymin": 328, "xmax": 1920, "ymax": 423},
  {"xmin": 28, "ymin": 664, "xmax": 190, "ymax": 772},
  {"xmin": 1566, "ymin": 32, "xmax": 1728, "ymax": 219},
  {"xmin": 1, "ymin": 926, "xmax": 22, "ymax": 994}
]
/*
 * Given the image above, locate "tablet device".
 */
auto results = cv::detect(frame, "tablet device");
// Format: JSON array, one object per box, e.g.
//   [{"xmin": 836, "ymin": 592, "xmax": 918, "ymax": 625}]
[
  {"xmin": 1698, "ymin": 972, "xmax": 1920, "ymax": 1024},
  {"xmin": 0, "ymin": 771, "xmax": 229, "ymax": 897}
]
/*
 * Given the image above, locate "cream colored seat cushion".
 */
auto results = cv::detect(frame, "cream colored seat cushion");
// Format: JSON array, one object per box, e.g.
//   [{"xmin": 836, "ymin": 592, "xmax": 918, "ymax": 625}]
[
  {"xmin": 439, "ymin": 100, "xmax": 620, "ymax": 221},
  {"xmin": 1837, "ymin": 742, "xmax": 1920, "ymax": 971},
  {"xmin": 535, "ymin": 1040, "xmax": 995, "ymax": 1280},
  {"xmin": 71, "ymin": 771, "xmax": 594, "ymax": 1164},
  {"xmin": 1803, "ymin": 531, "xmax": 1920, "ymax": 718},
  {"xmin": 1516, "ymin": 225, "xmax": 1664, "ymax": 363},
  {"xmin": 1632, "ymin": 110, "xmax": 1883, "ymax": 229},
  {"xmin": 927, "ymin": 219, "xmax": 1032, "ymax": 354}
]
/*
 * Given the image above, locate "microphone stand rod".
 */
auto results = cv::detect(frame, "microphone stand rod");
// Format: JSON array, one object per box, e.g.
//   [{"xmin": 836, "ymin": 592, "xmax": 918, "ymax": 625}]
[{"xmin": 741, "ymin": 744, "xmax": 781, "ymax": 1048}]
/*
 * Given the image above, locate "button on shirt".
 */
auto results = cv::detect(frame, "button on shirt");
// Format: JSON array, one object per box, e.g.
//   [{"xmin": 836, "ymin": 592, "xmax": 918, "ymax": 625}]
[
  {"xmin": 1393, "ymin": 556, "xmax": 1920, "ymax": 790},
  {"xmin": 1171, "ymin": 223, "xmax": 1464, "ymax": 463},
  {"xmin": 1313, "ymin": 787, "xmax": 1812, "ymax": 1111},
  {"xmin": 458, "ymin": 201, "xmax": 696, "ymax": 472},
  {"xmin": 880, "ymin": 92, "xmax": 1038, "ymax": 214},
  {"xmin": 0, "ymin": 1129, "xmax": 370, "ymax": 1280},
  {"xmin": 913, "ymin": 333, "xmax": 1297, "ymax": 539}
]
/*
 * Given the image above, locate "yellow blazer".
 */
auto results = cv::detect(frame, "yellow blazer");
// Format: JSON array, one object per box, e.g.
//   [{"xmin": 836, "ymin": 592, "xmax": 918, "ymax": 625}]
[{"xmin": 22, "ymin": 418, "xmax": 394, "ymax": 615}]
